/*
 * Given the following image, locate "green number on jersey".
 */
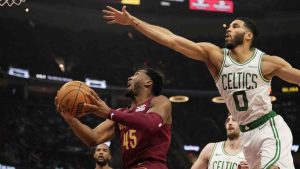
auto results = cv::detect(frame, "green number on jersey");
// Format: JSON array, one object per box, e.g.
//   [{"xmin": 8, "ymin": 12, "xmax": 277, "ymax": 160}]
[{"xmin": 233, "ymin": 91, "xmax": 248, "ymax": 111}]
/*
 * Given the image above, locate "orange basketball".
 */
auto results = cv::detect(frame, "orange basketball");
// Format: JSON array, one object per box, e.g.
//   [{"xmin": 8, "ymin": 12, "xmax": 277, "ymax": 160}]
[{"xmin": 56, "ymin": 81, "xmax": 93, "ymax": 117}]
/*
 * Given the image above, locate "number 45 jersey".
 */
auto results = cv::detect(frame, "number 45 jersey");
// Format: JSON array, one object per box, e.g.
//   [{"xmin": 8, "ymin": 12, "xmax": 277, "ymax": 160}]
[
  {"xmin": 117, "ymin": 97, "xmax": 171, "ymax": 169},
  {"xmin": 216, "ymin": 48, "xmax": 272, "ymax": 125}
]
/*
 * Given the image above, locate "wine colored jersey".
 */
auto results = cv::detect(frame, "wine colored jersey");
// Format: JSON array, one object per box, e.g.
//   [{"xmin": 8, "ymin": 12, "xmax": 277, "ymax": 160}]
[{"xmin": 117, "ymin": 97, "xmax": 171, "ymax": 169}]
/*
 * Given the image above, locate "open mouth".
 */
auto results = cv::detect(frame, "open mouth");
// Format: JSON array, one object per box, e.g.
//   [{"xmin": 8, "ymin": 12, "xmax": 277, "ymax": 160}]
[
  {"xmin": 225, "ymin": 34, "xmax": 230, "ymax": 39},
  {"xmin": 228, "ymin": 127, "xmax": 234, "ymax": 130},
  {"xmin": 98, "ymin": 156, "xmax": 104, "ymax": 161}
]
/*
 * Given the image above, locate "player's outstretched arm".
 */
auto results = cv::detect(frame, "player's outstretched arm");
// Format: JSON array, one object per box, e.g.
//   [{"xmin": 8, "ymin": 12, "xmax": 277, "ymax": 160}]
[
  {"xmin": 103, "ymin": 6, "xmax": 221, "ymax": 62},
  {"xmin": 191, "ymin": 143, "xmax": 214, "ymax": 169},
  {"xmin": 262, "ymin": 55, "xmax": 300, "ymax": 85}
]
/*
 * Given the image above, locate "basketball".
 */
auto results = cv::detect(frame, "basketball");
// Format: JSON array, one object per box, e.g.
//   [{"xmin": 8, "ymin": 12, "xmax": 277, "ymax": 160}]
[{"xmin": 56, "ymin": 81, "xmax": 93, "ymax": 117}]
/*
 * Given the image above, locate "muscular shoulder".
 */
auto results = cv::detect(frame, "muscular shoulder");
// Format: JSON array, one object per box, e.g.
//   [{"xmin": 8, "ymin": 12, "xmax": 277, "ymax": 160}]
[
  {"xmin": 203, "ymin": 143, "xmax": 215, "ymax": 155},
  {"xmin": 197, "ymin": 42, "xmax": 223, "ymax": 55},
  {"xmin": 197, "ymin": 42, "xmax": 224, "ymax": 78}
]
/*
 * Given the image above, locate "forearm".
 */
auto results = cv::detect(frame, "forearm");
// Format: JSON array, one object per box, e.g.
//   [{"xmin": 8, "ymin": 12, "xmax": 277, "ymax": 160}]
[
  {"xmin": 64, "ymin": 117, "xmax": 99, "ymax": 146},
  {"xmin": 108, "ymin": 109, "xmax": 164, "ymax": 134},
  {"xmin": 129, "ymin": 16, "xmax": 175, "ymax": 48},
  {"xmin": 278, "ymin": 67, "xmax": 300, "ymax": 85}
]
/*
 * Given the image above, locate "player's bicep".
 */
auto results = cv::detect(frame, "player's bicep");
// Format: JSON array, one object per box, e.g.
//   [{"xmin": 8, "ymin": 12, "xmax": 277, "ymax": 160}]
[
  {"xmin": 93, "ymin": 119, "xmax": 116, "ymax": 144},
  {"xmin": 147, "ymin": 96, "xmax": 171, "ymax": 124},
  {"xmin": 266, "ymin": 56, "xmax": 300, "ymax": 84},
  {"xmin": 171, "ymin": 35, "xmax": 218, "ymax": 62}
]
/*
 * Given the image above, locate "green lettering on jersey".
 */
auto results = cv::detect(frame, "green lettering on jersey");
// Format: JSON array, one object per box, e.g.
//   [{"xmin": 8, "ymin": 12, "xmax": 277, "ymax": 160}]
[
  {"xmin": 221, "ymin": 72, "xmax": 258, "ymax": 91},
  {"xmin": 212, "ymin": 161, "xmax": 239, "ymax": 169}
]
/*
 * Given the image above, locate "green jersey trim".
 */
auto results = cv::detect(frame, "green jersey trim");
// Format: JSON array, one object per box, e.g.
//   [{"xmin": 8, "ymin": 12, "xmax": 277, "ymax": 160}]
[
  {"xmin": 228, "ymin": 48, "xmax": 257, "ymax": 66},
  {"xmin": 263, "ymin": 118, "xmax": 281, "ymax": 169},
  {"xmin": 258, "ymin": 53, "xmax": 271, "ymax": 83},
  {"xmin": 215, "ymin": 48, "xmax": 226, "ymax": 82},
  {"xmin": 208, "ymin": 143, "xmax": 217, "ymax": 166},
  {"xmin": 221, "ymin": 141, "xmax": 242, "ymax": 156}
]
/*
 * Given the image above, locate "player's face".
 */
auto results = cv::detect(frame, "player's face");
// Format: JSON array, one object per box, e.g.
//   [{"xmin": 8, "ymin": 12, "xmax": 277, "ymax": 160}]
[
  {"xmin": 225, "ymin": 115, "xmax": 240, "ymax": 140},
  {"xmin": 125, "ymin": 70, "xmax": 151, "ymax": 98},
  {"xmin": 225, "ymin": 20, "xmax": 247, "ymax": 49},
  {"xmin": 94, "ymin": 144, "xmax": 111, "ymax": 166}
]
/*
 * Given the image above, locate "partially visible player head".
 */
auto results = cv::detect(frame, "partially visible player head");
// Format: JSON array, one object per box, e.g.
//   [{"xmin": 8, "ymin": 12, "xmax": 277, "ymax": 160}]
[
  {"xmin": 93, "ymin": 143, "xmax": 112, "ymax": 167},
  {"xmin": 225, "ymin": 114, "xmax": 240, "ymax": 140},
  {"xmin": 225, "ymin": 17, "xmax": 259, "ymax": 49},
  {"xmin": 125, "ymin": 68, "xmax": 164, "ymax": 99}
]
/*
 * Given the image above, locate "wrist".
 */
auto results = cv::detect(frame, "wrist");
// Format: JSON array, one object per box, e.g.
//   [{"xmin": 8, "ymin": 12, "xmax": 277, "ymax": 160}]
[
  {"xmin": 129, "ymin": 16, "xmax": 139, "ymax": 26},
  {"xmin": 107, "ymin": 109, "xmax": 115, "ymax": 120}
]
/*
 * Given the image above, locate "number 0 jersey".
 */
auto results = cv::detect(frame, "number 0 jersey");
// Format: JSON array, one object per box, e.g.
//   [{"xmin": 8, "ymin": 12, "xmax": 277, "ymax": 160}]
[
  {"xmin": 117, "ymin": 97, "xmax": 171, "ymax": 169},
  {"xmin": 215, "ymin": 48, "xmax": 272, "ymax": 125}
]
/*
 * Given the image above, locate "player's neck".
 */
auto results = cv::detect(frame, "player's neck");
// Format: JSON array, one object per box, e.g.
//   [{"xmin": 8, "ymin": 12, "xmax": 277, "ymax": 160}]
[
  {"xmin": 132, "ymin": 92, "xmax": 153, "ymax": 107},
  {"xmin": 230, "ymin": 45, "xmax": 254, "ymax": 63},
  {"xmin": 225, "ymin": 137, "xmax": 242, "ymax": 151}
]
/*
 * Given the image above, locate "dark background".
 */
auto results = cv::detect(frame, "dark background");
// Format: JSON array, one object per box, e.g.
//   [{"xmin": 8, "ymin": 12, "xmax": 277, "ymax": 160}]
[{"xmin": 0, "ymin": 0, "xmax": 300, "ymax": 168}]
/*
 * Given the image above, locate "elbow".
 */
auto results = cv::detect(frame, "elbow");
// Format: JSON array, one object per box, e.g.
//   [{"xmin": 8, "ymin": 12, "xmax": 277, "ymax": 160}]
[
  {"xmin": 144, "ymin": 125, "xmax": 161, "ymax": 134},
  {"xmin": 82, "ymin": 132, "xmax": 101, "ymax": 147},
  {"xmin": 167, "ymin": 36, "xmax": 177, "ymax": 49}
]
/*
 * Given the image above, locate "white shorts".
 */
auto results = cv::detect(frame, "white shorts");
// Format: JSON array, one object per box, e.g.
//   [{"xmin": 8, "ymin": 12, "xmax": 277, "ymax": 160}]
[{"xmin": 241, "ymin": 115, "xmax": 295, "ymax": 169}]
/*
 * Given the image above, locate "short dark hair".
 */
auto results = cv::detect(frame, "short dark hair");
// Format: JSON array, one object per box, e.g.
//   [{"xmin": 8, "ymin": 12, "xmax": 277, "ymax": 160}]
[
  {"xmin": 143, "ymin": 68, "xmax": 164, "ymax": 96},
  {"xmin": 235, "ymin": 17, "xmax": 259, "ymax": 47}
]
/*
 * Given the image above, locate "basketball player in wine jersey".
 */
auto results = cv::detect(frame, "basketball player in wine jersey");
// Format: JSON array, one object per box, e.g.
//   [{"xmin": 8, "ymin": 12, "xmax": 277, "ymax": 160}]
[
  {"xmin": 56, "ymin": 68, "xmax": 172, "ymax": 169},
  {"xmin": 103, "ymin": 6, "xmax": 300, "ymax": 169}
]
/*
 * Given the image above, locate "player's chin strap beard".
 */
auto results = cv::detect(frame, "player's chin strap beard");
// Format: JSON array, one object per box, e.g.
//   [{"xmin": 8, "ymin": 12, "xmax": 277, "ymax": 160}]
[
  {"xmin": 124, "ymin": 89, "xmax": 137, "ymax": 99},
  {"xmin": 227, "ymin": 133, "xmax": 240, "ymax": 140},
  {"xmin": 96, "ymin": 160, "xmax": 108, "ymax": 166}
]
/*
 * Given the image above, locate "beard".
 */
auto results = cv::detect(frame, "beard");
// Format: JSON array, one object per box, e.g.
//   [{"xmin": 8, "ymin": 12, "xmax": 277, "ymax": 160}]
[
  {"xmin": 95, "ymin": 159, "xmax": 108, "ymax": 167},
  {"xmin": 125, "ymin": 88, "xmax": 136, "ymax": 99},
  {"xmin": 124, "ymin": 81, "xmax": 142, "ymax": 99},
  {"xmin": 227, "ymin": 131, "xmax": 240, "ymax": 140},
  {"xmin": 225, "ymin": 32, "xmax": 245, "ymax": 49}
]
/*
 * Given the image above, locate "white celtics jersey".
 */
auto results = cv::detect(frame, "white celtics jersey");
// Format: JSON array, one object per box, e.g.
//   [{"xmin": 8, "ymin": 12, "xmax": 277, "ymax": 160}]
[
  {"xmin": 215, "ymin": 48, "xmax": 272, "ymax": 125},
  {"xmin": 208, "ymin": 141, "xmax": 245, "ymax": 169}
]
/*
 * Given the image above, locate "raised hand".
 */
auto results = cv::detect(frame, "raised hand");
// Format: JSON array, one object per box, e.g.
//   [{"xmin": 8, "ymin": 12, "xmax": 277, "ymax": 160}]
[
  {"xmin": 84, "ymin": 91, "xmax": 111, "ymax": 118},
  {"xmin": 103, "ymin": 5, "xmax": 132, "ymax": 25}
]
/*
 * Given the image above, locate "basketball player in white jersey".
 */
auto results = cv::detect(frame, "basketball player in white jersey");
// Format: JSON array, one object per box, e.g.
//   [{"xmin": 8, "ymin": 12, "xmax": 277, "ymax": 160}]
[
  {"xmin": 103, "ymin": 6, "xmax": 300, "ymax": 169},
  {"xmin": 191, "ymin": 114, "xmax": 249, "ymax": 169}
]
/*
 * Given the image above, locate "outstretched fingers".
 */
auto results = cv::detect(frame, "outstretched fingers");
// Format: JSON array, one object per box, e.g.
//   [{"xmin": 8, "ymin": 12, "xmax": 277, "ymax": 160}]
[
  {"xmin": 102, "ymin": 9, "xmax": 114, "ymax": 15},
  {"xmin": 103, "ymin": 15, "xmax": 115, "ymax": 20},
  {"xmin": 107, "ymin": 20, "xmax": 116, "ymax": 24},
  {"xmin": 106, "ymin": 6, "xmax": 120, "ymax": 13}
]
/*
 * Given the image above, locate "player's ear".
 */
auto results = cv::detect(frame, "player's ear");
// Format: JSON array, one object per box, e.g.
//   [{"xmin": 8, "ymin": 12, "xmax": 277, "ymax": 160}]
[
  {"xmin": 245, "ymin": 31, "xmax": 253, "ymax": 41},
  {"xmin": 145, "ymin": 79, "xmax": 153, "ymax": 88}
]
